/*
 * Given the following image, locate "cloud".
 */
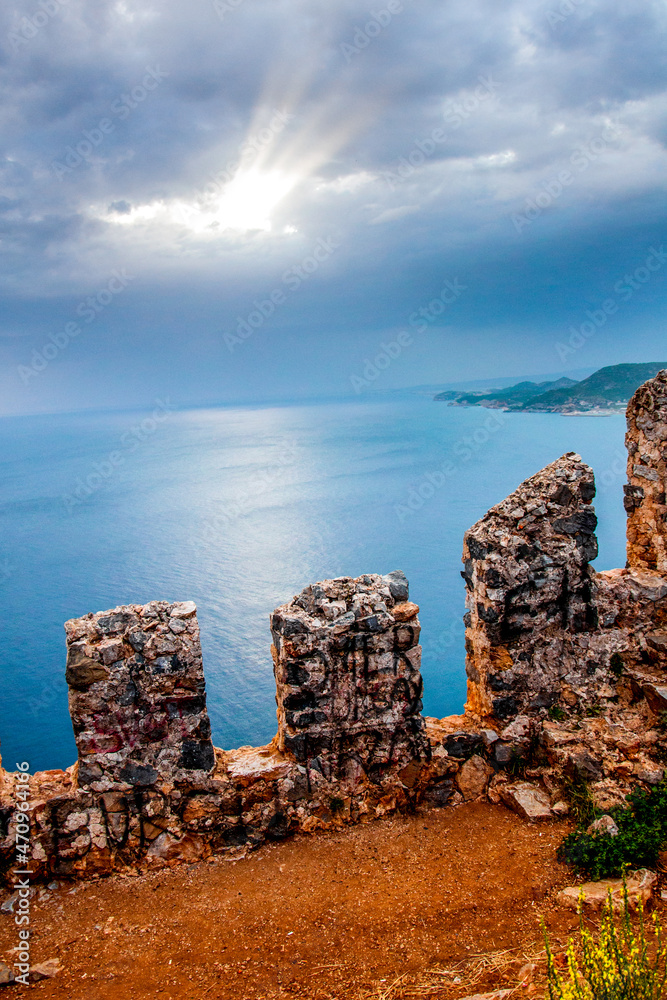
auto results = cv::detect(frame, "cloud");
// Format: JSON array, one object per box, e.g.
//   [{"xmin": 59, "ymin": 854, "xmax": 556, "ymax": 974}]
[{"xmin": 0, "ymin": 0, "xmax": 666, "ymax": 413}]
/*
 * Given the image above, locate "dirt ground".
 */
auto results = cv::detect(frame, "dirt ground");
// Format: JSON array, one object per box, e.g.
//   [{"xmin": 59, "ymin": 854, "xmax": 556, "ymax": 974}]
[{"xmin": 0, "ymin": 802, "xmax": 591, "ymax": 999}]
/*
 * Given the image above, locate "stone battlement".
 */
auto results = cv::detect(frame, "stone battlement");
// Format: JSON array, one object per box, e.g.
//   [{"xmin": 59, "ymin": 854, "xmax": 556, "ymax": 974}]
[{"xmin": 2, "ymin": 371, "xmax": 667, "ymax": 880}]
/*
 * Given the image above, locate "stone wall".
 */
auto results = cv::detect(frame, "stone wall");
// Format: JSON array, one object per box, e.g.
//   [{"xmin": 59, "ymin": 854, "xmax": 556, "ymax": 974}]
[
  {"xmin": 463, "ymin": 453, "xmax": 600, "ymax": 720},
  {"xmin": 625, "ymin": 369, "xmax": 667, "ymax": 573},
  {"xmin": 65, "ymin": 601, "xmax": 215, "ymax": 789},
  {"xmin": 463, "ymin": 370, "xmax": 667, "ymax": 724},
  {"xmin": 271, "ymin": 572, "xmax": 430, "ymax": 777},
  {"xmin": 2, "ymin": 370, "xmax": 667, "ymax": 881},
  {"xmin": 0, "ymin": 575, "xmax": 447, "ymax": 881}
]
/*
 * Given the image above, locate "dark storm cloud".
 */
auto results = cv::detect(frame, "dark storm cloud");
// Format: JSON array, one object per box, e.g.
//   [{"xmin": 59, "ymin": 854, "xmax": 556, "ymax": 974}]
[{"xmin": 1, "ymin": 0, "xmax": 666, "ymax": 413}]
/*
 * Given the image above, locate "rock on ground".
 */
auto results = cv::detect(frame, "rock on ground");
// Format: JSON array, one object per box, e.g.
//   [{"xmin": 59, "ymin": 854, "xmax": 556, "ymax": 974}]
[
  {"xmin": 557, "ymin": 869, "xmax": 657, "ymax": 911},
  {"xmin": 456, "ymin": 755, "xmax": 494, "ymax": 800},
  {"xmin": 500, "ymin": 783, "xmax": 553, "ymax": 822}
]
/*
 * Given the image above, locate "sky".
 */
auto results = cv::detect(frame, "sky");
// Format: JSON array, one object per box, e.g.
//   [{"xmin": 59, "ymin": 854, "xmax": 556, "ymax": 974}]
[{"xmin": 1, "ymin": 0, "xmax": 667, "ymax": 415}]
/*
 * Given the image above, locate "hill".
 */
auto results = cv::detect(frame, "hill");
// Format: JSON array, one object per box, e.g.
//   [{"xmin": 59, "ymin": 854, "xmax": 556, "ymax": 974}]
[
  {"xmin": 434, "ymin": 363, "xmax": 667, "ymax": 413},
  {"xmin": 522, "ymin": 362, "xmax": 667, "ymax": 412},
  {"xmin": 436, "ymin": 377, "xmax": 577, "ymax": 407}
]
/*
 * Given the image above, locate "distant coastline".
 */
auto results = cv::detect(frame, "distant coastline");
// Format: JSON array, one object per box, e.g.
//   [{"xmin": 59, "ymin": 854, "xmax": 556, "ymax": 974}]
[{"xmin": 434, "ymin": 362, "xmax": 667, "ymax": 415}]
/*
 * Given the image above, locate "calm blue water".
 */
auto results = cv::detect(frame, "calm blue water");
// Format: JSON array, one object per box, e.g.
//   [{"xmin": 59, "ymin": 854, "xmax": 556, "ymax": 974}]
[{"xmin": 0, "ymin": 398, "xmax": 628, "ymax": 772}]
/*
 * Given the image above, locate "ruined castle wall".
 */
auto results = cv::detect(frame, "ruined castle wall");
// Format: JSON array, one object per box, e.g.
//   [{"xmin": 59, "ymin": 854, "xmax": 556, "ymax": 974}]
[
  {"xmin": 4, "ymin": 372, "xmax": 667, "ymax": 881},
  {"xmin": 462, "ymin": 372, "xmax": 667, "ymax": 724},
  {"xmin": 270, "ymin": 571, "xmax": 430, "ymax": 781},
  {"xmin": 0, "ymin": 577, "xmax": 455, "ymax": 881},
  {"xmin": 625, "ymin": 370, "xmax": 667, "ymax": 573},
  {"xmin": 462, "ymin": 453, "xmax": 601, "ymax": 720},
  {"xmin": 65, "ymin": 601, "xmax": 215, "ymax": 789}
]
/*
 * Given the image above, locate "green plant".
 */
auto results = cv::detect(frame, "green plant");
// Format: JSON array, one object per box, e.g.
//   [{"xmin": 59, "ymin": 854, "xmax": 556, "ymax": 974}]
[
  {"xmin": 563, "ymin": 773, "xmax": 597, "ymax": 828},
  {"xmin": 543, "ymin": 885, "xmax": 667, "ymax": 1000},
  {"xmin": 558, "ymin": 779, "xmax": 667, "ymax": 880},
  {"xmin": 329, "ymin": 796, "xmax": 345, "ymax": 814},
  {"xmin": 656, "ymin": 711, "xmax": 667, "ymax": 733},
  {"xmin": 549, "ymin": 705, "xmax": 568, "ymax": 722}
]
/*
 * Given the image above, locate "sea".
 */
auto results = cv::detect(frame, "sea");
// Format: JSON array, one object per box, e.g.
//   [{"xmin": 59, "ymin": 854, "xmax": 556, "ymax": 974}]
[{"xmin": 0, "ymin": 397, "xmax": 629, "ymax": 773}]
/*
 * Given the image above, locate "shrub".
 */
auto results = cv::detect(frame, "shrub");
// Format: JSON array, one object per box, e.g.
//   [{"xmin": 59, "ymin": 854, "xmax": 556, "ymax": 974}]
[
  {"xmin": 543, "ymin": 886, "xmax": 667, "ymax": 1000},
  {"xmin": 558, "ymin": 780, "xmax": 667, "ymax": 880}
]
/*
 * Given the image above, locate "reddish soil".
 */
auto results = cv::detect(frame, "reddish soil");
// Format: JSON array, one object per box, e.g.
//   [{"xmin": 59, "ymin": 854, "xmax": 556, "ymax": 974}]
[{"xmin": 0, "ymin": 803, "xmax": 587, "ymax": 999}]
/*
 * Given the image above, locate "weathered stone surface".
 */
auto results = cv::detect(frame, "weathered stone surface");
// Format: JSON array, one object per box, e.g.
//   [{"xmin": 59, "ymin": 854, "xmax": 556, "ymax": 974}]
[
  {"xmin": 392, "ymin": 602, "xmax": 420, "ymax": 622},
  {"xmin": 638, "ymin": 763, "xmax": 664, "ymax": 785},
  {"xmin": 642, "ymin": 683, "xmax": 667, "ymax": 715},
  {"xmin": 271, "ymin": 574, "xmax": 430, "ymax": 779},
  {"xmin": 456, "ymin": 755, "xmax": 493, "ymax": 800},
  {"xmin": 29, "ymin": 959, "xmax": 60, "ymax": 982},
  {"xmin": 500, "ymin": 783, "xmax": 553, "ymax": 822},
  {"xmin": 2, "ymin": 574, "xmax": 449, "ymax": 881},
  {"xmin": 626, "ymin": 370, "xmax": 667, "ymax": 573},
  {"xmin": 587, "ymin": 814, "xmax": 619, "ymax": 837},
  {"xmin": 0, "ymin": 962, "xmax": 14, "ymax": 985},
  {"xmin": 463, "ymin": 453, "xmax": 599, "ymax": 720},
  {"xmin": 225, "ymin": 748, "xmax": 290, "ymax": 787},
  {"xmin": 557, "ymin": 869, "xmax": 657, "ymax": 911},
  {"xmin": 462, "ymin": 380, "xmax": 667, "ymax": 724},
  {"xmin": 65, "ymin": 602, "xmax": 215, "ymax": 789}
]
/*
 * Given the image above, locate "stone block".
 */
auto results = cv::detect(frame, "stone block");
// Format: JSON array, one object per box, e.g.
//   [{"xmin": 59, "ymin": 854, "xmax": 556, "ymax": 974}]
[
  {"xmin": 65, "ymin": 602, "xmax": 214, "ymax": 789},
  {"xmin": 500, "ymin": 782, "xmax": 553, "ymax": 822},
  {"xmin": 456, "ymin": 755, "xmax": 493, "ymax": 800},
  {"xmin": 270, "ymin": 574, "xmax": 430, "ymax": 779}
]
